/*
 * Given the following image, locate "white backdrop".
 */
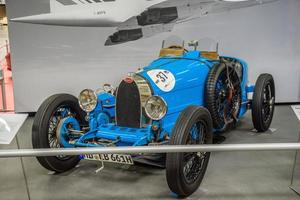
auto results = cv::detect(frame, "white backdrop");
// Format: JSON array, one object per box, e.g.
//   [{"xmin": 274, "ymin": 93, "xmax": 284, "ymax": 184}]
[{"xmin": 6, "ymin": 0, "xmax": 300, "ymax": 112}]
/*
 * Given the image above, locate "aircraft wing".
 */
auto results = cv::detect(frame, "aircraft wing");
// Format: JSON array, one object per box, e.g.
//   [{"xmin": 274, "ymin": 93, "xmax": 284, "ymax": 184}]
[{"xmin": 105, "ymin": 0, "xmax": 278, "ymax": 45}]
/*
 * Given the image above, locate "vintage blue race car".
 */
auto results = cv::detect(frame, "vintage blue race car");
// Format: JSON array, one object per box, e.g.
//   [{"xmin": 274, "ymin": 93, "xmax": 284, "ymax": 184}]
[{"xmin": 32, "ymin": 40, "xmax": 275, "ymax": 197}]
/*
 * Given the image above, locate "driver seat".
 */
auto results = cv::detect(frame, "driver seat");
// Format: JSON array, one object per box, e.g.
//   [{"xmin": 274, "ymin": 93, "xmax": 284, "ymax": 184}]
[
  {"xmin": 159, "ymin": 46, "xmax": 185, "ymax": 57},
  {"xmin": 200, "ymin": 51, "xmax": 219, "ymax": 60}
]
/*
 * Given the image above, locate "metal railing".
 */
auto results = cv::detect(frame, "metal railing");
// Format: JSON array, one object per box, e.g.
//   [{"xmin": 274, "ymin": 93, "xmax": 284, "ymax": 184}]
[{"xmin": 0, "ymin": 143, "xmax": 300, "ymax": 158}]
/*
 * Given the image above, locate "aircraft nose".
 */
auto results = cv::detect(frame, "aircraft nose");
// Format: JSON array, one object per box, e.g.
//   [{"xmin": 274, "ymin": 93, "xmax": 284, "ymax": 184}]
[
  {"xmin": 11, "ymin": 16, "xmax": 39, "ymax": 23},
  {"xmin": 11, "ymin": 13, "xmax": 119, "ymax": 27},
  {"xmin": 11, "ymin": 14, "xmax": 64, "ymax": 25}
]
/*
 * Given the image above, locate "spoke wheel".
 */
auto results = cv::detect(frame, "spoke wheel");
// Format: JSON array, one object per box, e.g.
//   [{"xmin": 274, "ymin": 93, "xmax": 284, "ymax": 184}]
[
  {"xmin": 182, "ymin": 123, "xmax": 208, "ymax": 184},
  {"xmin": 32, "ymin": 94, "xmax": 86, "ymax": 173},
  {"xmin": 206, "ymin": 63, "xmax": 242, "ymax": 130},
  {"xmin": 166, "ymin": 106, "xmax": 213, "ymax": 197},
  {"xmin": 252, "ymin": 74, "xmax": 275, "ymax": 132},
  {"xmin": 47, "ymin": 105, "xmax": 76, "ymax": 160}
]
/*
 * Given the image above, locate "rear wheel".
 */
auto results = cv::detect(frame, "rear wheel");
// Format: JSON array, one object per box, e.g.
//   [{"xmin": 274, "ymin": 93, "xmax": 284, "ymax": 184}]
[
  {"xmin": 206, "ymin": 63, "xmax": 242, "ymax": 131},
  {"xmin": 252, "ymin": 74, "xmax": 275, "ymax": 132},
  {"xmin": 32, "ymin": 94, "xmax": 86, "ymax": 173},
  {"xmin": 166, "ymin": 106, "xmax": 213, "ymax": 197}
]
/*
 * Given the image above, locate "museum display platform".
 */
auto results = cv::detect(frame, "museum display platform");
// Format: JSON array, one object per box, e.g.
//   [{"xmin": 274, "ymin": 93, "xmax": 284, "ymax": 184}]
[{"xmin": 0, "ymin": 105, "xmax": 299, "ymax": 200}]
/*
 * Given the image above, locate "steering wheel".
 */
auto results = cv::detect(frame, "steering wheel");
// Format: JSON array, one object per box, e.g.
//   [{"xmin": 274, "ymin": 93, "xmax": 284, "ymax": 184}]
[{"xmin": 167, "ymin": 45, "xmax": 188, "ymax": 52}]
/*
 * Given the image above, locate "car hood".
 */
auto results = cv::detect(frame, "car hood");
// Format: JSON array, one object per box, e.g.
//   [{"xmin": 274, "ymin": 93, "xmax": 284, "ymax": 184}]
[{"xmin": 139, "ymin": 51, "xmax": 213, "ymax": 95}]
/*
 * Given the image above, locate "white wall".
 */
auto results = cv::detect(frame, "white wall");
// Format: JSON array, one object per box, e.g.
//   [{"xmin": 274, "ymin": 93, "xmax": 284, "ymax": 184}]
[{"xmin": 6, "ymin": 0, "xmax": 300, "ymax": 112}]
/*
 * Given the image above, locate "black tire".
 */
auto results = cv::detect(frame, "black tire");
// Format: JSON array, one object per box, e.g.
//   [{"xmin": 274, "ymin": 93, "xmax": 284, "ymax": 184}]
[
  {"xmin": 32, "ymin": 94, "xmax": 86, "ymax": 173},
  {"xmin": 206, "ymin": 63, "xmax": 241, "ymax": 130},
  {"xmin": 166, "ymin": 106, "xmax": 213, "ymax": 197},
  {"xmin": 252, "ymin": 74, "xmax": 275, "ymax": 132}
]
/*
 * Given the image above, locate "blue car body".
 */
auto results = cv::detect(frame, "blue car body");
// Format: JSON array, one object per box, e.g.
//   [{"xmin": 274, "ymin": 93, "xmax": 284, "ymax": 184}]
[{"xmin": 60, "ymin": 50, "xmax": 254, "ymax": 148}]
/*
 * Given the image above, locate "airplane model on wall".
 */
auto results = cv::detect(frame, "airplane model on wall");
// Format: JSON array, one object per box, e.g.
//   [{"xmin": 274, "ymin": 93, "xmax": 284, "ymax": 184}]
[{"xmin": 11, "ymin": 0, "xmax": 278, "ymax": 46}]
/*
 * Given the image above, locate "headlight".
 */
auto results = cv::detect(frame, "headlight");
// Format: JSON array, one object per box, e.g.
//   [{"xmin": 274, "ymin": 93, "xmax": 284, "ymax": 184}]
[
  {"xmin": 145, "ymin": 96, "xmax": 167, "ymax": 120},
  {"xmin": 78, "ymin": 89, "xmax": 98, "ymax": 112}
]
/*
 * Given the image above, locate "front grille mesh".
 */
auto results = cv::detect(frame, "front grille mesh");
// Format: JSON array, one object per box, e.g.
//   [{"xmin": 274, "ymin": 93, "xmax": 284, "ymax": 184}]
[{"xmin": 116, "ymin": 80, "xmax": 141, "ymax": 128}]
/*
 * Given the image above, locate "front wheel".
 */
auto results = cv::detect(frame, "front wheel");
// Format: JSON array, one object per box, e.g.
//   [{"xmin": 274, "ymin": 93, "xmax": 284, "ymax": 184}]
[
  {"xmin": 252, "ymin": 74, "xmax": 275, "ymax": 132},
  {"xmin": 166, "ymin": 106, "xmax": 213, "ymax": 197},
  {"xmin": 32, "ymin": 94, "xmax": 86, "ymax": 173}
]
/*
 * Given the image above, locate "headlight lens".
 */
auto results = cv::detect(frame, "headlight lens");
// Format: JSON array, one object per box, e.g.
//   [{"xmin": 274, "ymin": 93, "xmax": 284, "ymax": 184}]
[
  {"xmin": 78, "ymin": 89, "xmax": 98, "ymax": 112},
  {"xmin": 145, "ymin": 96, "xmax": 167, "ymax": 120}
]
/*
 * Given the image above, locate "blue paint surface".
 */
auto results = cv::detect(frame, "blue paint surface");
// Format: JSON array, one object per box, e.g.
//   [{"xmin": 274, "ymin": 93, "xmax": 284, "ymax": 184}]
[{"xmin": 58, "ymin": 51, "xmax": 255, "ymax": 147}]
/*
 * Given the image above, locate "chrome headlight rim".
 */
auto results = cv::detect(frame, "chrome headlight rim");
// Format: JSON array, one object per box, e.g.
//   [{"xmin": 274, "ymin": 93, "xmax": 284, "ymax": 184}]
[
  {"xmin": 144, "ymin": 95, "xmax": 168, "ymax": 121},
  {"xmin": 78, "ymin": 89, "xmax": 98, "ymax": 113}
]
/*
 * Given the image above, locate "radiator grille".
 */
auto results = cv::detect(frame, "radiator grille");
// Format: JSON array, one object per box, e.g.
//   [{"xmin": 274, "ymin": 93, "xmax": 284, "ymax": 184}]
[{"xmin": 116, "ymin": 80, "xmax": 141, "ymax": 128}]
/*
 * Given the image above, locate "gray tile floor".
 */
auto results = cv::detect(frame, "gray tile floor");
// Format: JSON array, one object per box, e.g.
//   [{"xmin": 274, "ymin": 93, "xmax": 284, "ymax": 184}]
[{"xmin": 1, "ymin": 105, "xmax": 300, "ymax": 200}]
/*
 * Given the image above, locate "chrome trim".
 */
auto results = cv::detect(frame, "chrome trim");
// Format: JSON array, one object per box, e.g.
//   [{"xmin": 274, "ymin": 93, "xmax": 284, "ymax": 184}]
[
  {"xmin": 115, "ymin": 73, "xmax": 153, "ymax": 128},
  {"xmin": 78, "ymin": 89, "xmax": 98, "ymax": 113},
  {"xmin": 144, "ymin": 95, "xmax": 168, "ymax": 121}
]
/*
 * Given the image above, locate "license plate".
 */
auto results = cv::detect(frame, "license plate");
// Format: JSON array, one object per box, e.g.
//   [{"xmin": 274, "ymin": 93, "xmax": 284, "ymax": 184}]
[{"xmin": 84, "ymin": 154, "xmax": 134, "ymax": 165}]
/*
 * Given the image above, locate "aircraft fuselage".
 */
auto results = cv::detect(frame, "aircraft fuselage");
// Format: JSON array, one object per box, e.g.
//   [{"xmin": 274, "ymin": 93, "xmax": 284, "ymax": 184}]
[{"xmin": 12, "ymin": 0, "xmax": 168, "ymax": 27}]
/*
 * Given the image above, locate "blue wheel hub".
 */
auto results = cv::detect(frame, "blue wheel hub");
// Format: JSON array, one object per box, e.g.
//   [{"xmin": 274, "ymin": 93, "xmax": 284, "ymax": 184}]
[
  {"xmin": 190, "ymin": 124, "xmax": 200, "ymax": 141},
  {"xmin": 57, "ymin": 117, "xmax": 81, "ymax": 148}
]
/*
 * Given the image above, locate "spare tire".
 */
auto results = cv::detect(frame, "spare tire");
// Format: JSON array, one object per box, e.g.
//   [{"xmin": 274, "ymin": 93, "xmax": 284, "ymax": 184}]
[{"xmin": 205, "ymin": 63, "xmax": 241, "ymax": 130}]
